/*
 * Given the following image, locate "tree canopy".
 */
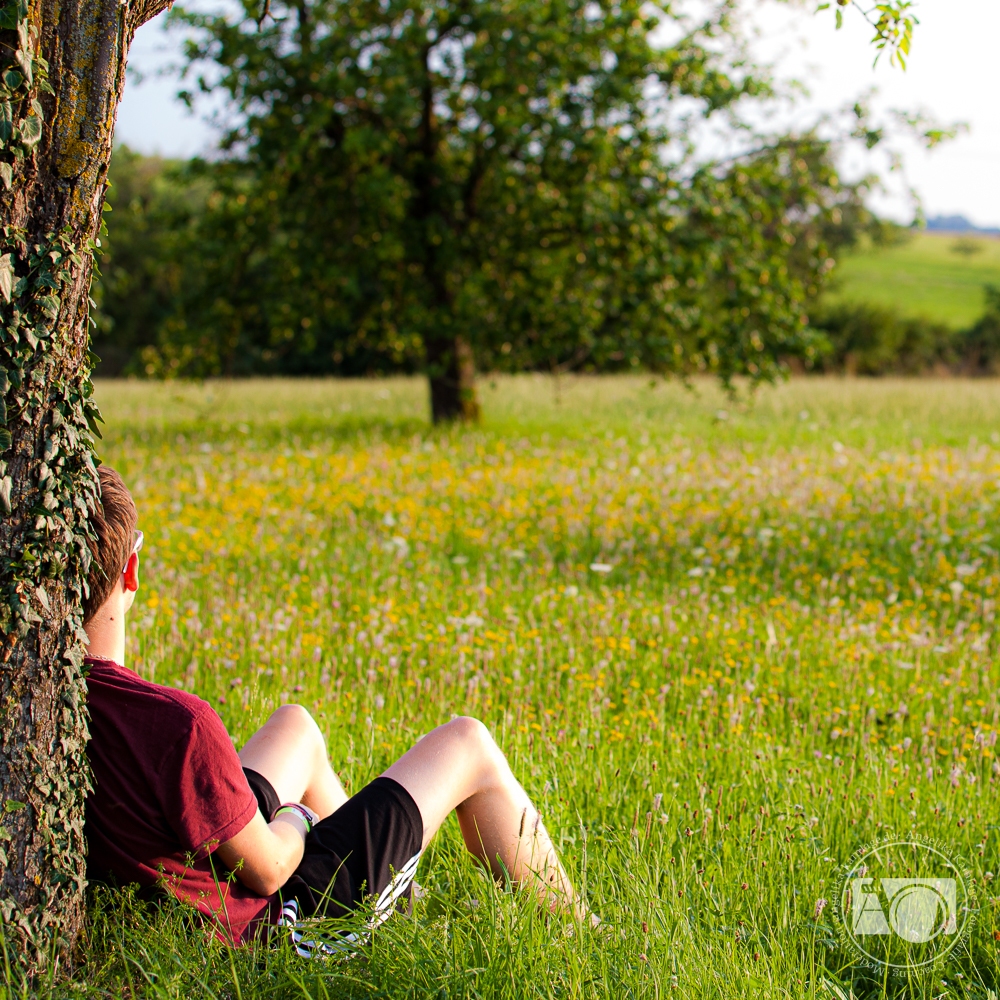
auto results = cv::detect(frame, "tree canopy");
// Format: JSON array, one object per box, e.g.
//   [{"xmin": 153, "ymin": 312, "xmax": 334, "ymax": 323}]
[{"xmin": 108, "ymin": 0, "xmax": 871, "ymax": 419}]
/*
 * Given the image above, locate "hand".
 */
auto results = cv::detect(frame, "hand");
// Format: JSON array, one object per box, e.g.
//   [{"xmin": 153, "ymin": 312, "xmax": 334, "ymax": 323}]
[{"xmin": 217, "ymin": 808, "xmax": 308, "ymax": 896}]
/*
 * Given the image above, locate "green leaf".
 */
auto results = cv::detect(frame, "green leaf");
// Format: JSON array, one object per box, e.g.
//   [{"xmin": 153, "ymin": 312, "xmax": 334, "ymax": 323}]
[
  {"xmin": 84, "ymin": 408, "xmax": 103, "ymax": 440},
  {"xmin": 0, "ymin": 101, "xmax": 12, "ymax": 142},
  {"xmin": 3, "ymin": 69, "xmax": 23, "ymax": 90},
  {"xmin": 0, "ymin": 162, "xmax": 11, "ymax": 190},
  {"xmin": 37, "ymin": 293, "xmax": 59, "ymax": 317},
  {"xmin": 13, "ymin": 45, "xmax": 32, "ymax": 90},
  {"xmin": 20, "ymin": 113, "xmax": 41, "ymax": 146},
  {"xmin": 3, "ymin": 800, "xmax": 25, "ymax": 812},
  {"xmin": 0, "ymin": 253, "xmax": 13, "ymax": 304},
  {"xmin": 0, "ymin": 5, "xmax": 17, "ymax": 30}
]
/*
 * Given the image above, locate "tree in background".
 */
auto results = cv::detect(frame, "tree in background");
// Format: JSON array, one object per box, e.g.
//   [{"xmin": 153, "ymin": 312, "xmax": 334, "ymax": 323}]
[
  {"xmin": 147, "ymin": 0, "xmax": 867, "ymax": 420},
  {"xmin": 90, "ymin": 148, "xmax": 210, "ymax": 376}
]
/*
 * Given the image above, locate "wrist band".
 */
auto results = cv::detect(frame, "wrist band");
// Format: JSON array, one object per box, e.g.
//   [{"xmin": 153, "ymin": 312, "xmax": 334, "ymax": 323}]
[{"xmin": 272, "ymin": 803, "xmax": 314, "ymax": 834}]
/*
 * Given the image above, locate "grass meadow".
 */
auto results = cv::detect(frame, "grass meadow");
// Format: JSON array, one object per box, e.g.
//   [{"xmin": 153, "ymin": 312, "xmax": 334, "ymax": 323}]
[
  {"xmin": 12, "ymin": 374, "xmax": 1000, "ymax": 999},
  {"xmin": 828, "ymin": 233, "xmax": 1000, "ymax": 328}
]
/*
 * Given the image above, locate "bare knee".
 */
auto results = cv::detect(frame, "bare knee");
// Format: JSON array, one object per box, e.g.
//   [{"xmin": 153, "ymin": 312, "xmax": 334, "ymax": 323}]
[
  {"xmin": 271, "ymin": 703, "xmax": 325, "ymax": 747},
  {"xmin": 444, "ymin": 716, "xmax": 506, "ymax": 776},
  {"xmin": 444, "ymin": 715, "xmax": 491, "ymax": 746},
  {"xmin": 270, "ymin": 702, "xmax": 312, "ymax": 727}
]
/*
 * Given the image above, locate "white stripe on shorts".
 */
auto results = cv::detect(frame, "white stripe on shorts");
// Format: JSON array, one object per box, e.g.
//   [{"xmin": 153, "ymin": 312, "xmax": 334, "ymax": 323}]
[{"xmin": 279, "ymin": 850, "xmax": 423, "ymax": 959}]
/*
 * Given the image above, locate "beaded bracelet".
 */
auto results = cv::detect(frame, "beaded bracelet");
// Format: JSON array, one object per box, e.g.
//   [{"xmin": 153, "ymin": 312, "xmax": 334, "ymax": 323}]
[{"xmin": 272, "ymin": 802, "xmax": 315, "ymax": 834}]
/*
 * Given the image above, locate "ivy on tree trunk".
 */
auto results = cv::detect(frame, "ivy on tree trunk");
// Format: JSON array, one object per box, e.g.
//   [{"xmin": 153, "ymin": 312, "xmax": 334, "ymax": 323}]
[{"xmin": 0, "ymin": 0, "xmax": 172, "ymax": 975}]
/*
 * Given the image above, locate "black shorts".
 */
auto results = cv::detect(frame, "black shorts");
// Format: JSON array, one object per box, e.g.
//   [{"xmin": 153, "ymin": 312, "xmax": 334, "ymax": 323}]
[{"xmin": 243, "ymin": 768, "xmax": 423, "ymax": 922}]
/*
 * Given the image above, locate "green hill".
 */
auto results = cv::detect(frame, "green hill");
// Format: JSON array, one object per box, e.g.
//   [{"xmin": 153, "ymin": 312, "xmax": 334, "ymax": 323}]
[{"xmin": 826, "ymin": 231, "xmax": 1000, "ymax": 329}]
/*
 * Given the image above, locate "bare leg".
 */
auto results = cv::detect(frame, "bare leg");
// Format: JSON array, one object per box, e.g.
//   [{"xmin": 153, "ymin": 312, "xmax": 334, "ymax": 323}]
[
  {"xmin": 381, "ymin": 717, "xmax": 580, "ymax": 916},
  {"xmin": 239, "ymin": 704, "xmax": 348, "ymax": 820}
]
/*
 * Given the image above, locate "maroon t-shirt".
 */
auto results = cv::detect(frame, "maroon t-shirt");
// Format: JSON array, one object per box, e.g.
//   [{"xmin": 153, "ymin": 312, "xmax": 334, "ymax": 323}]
[{"xmin": 85, "ymin": 657, "xmax": 276, "ymax": 942}]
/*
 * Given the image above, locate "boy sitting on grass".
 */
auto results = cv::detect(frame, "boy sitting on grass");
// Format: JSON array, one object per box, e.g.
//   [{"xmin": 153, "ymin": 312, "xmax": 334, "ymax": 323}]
[{"xmin": 83, "ymin": 466, "xmax": 581, "ymax": 947}]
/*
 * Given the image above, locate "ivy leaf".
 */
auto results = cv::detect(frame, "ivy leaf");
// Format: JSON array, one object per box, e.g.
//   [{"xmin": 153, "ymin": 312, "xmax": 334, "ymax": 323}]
[
  {"xmin": 0, "ymin": 101, "xmax": 12, "ymax": 142},
  {"xmin": 0, "ymin": 162, "xmax": 11, "ymax": 190},
  {"xmin": 37, "ymin": 293, "xmax": 59, "ymax": 318},
  {"xmin": 3, "ymin": 800, "xmax": 24, "ymax": 812},
  {"xmin": 0, "ymin": 6, "xmax": 17, "ymax": 30},
  {"xmin": 0, "ymin": 395, "xmax": 6, "ymax": 424},
  {"xmin": 0, "ymin": 254, "xmax": 13, "ymax": 304},
  {"xmin": 20, "ymin": 113, "xmax": 42, "ymax": 146},
  {"xmin": 84, "ymin": 407, "xmax": 103, "ymax": 440},
  {"xmin": 13, "ymin": 55, "xmax": 32, "ymax": 91},
  {"xmin": 3, "ymin": 69, "xmax": 23, "ymax": 90},
  {"xmin": 0, "ymin": 474, "xmax": 12, "ymax": 510},
  {"xmin": 0, "ymin": 367, "xmax": 9, "ymax": 394}
]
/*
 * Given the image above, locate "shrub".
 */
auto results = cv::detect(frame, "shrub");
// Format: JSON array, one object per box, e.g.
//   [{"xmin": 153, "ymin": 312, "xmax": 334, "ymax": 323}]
[
  {"xmin": 809, "ymin": 301, "xmax": 958, "ymax": 375},
  {"xmin": 958, "ymin": 284, "xmax": 1000, "ymax": 374}
]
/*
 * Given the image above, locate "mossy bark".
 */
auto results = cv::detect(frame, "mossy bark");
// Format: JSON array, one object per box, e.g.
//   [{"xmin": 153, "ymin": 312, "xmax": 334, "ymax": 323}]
[{"xmin": 0, "ymin": 0, "xmax": 172, "ymax": 974}]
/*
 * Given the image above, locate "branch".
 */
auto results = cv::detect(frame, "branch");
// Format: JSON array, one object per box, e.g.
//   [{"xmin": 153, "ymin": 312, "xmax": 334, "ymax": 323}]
[
  {"xmin": 853, "ymin": 0, "xmax": 918, "ymax": 68},
  {"xmin": 818, "ymin": 0, "xmax": 918, "ymax": 69},
  {"xmin": 130, "ymin": 0, "xmax": 177, "ymax": 31}
]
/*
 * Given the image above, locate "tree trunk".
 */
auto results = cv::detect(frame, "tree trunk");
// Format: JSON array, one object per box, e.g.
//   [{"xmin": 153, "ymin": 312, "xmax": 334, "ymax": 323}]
[
  {"xmin": 426, "ymin": 333, "xmax": 480, "ymax": 424},
  {"xmin": 413, "ymin": 40, "xmax": 477, "ymax": 426},
  {"xmin": 0, "ymin": 0, "xmax": 172, "ymax": 974}
]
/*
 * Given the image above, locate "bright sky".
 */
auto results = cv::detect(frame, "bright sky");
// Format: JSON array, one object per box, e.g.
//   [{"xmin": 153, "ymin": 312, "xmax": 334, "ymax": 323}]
[{"xmin": 114, "ymin": 0, "xmax": 1000, "ymax": 228}]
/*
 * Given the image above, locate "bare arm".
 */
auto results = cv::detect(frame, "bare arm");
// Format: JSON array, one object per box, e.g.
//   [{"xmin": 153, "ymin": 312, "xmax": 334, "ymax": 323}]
[
  {"xmin": 217, "ymin": 702, "xmax": 348, "ymax": 897},
  {"xmin": 215, "ymin": 810, "xmax": 307, "ymax": 897}
]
